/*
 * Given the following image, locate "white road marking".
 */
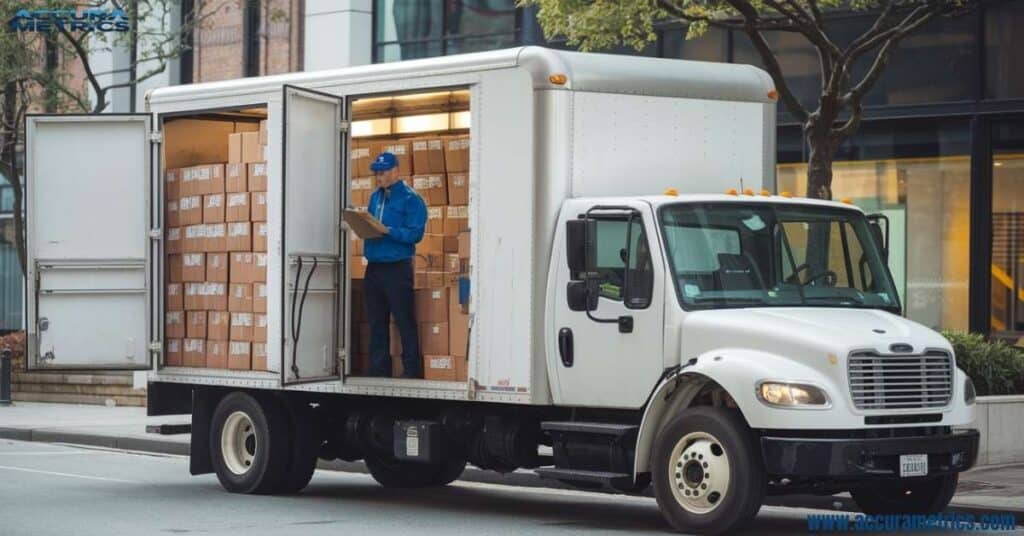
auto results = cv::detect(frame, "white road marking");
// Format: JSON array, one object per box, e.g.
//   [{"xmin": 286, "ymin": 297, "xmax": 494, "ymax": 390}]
[
  {"xmin": 0, "ymin": 464, "xmax": 140, "ymax": 483},
  {"xmin": 0, "ymin": 451, "xmax": 107, "ymax": 456}
]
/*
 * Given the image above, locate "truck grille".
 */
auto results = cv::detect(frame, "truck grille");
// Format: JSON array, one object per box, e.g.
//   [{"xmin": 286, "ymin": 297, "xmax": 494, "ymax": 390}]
[{"xmin": 847, "ymin": 350, "xmax": 954, "ymax": 410}]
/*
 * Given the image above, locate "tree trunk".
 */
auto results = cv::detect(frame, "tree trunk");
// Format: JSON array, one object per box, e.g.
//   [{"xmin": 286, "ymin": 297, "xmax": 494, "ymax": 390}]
[
  {"xmin": 804, "ymin": 127, "xmax": 838, "ymax": 278},
  {"xmin": 1, "ymin": 82, "xmax": 25, "ymax": 275}
]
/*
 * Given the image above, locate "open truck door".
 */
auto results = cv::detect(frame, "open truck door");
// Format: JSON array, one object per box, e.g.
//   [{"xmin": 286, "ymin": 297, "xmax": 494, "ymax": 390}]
[
  {"xmin": 24, "ymin": 114, "xmax": 157, "ymax": 370},
  {"xmin": 281, "ymin": 85, "xmax": 346, "ymax": 384}
]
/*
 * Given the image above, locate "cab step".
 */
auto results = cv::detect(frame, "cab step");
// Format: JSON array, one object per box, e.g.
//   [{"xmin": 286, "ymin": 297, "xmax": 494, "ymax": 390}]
[
  {"xmin": 534, "ymin": 468, "xmax": 635, "ymax": 488},
  {"xmin": 540, "ymin": 421, "xmax": 638, "ymax": 437}
]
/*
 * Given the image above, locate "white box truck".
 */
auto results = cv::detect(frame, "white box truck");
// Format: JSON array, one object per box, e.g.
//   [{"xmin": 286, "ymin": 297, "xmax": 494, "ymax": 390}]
[{"xmin": 23, "ymin": 48, "xmax": 978, "ymax": 534}]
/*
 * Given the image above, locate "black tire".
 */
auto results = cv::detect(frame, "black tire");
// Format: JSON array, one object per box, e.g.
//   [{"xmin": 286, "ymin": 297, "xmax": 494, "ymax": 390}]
[
  {"xmin": 851, "ymin": 473, "xmax": 959, "ymax": 515},
  {"xmin": 364, "ymin": 451, "xmax": 467, "ymax": 488},
  {"xmin": 209, "ymin": 391, "xmax": 290, "ymax": 494},
  {"xmin": 651, "ymin": 407, "xmax": 765, "ymax": 535},
  {"xmin": 280, "ymin": 401, "xmax": 321, "ymax": 494}
]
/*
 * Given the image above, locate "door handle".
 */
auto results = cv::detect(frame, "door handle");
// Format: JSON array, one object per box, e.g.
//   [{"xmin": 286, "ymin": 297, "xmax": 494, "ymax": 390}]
[{"xmin": 558, "ymin": 327, "xmax": 573, "ymax": 367}]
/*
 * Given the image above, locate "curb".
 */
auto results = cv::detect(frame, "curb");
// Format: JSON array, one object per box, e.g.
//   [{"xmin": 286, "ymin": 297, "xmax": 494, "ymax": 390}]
[{"xmin": 2, "ymin": 427, "xmax": 1021, "ymax": 520}]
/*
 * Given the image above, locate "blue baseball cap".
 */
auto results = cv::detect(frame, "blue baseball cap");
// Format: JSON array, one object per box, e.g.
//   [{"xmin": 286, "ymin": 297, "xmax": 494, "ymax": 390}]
[{"xmin": 370, "ymin": 151, "xmax": 398, "ymax": 172}]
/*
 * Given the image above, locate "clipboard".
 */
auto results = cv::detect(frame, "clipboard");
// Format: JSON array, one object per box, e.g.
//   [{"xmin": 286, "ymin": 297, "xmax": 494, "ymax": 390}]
[{"xmin": 344, "ymin": 209, "xmax": 388, "ymax": 239}]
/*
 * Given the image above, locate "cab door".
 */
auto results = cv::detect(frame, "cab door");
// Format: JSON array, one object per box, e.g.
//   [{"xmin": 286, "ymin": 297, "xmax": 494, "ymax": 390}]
[
  {"xmin": 25, "ymin": 114, "xmax": 156, "ymax": 370},
  {"xmin": 551, "ymin": 200, "xmax": 667, "ymax": 408}
]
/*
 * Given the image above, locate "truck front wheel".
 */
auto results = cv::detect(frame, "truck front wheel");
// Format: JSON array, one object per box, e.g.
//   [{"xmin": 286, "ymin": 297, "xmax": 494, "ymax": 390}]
[
  {"xmin": 651, "ymin": 407, "xmax": 765, "ymax": 535},
  {"xmin": 850, "ymin": 474, "xmax": 958, "ymax": 515},
  {"xmin": 210, "ymin": 392, "xmax": 290, "ymax": 494}
]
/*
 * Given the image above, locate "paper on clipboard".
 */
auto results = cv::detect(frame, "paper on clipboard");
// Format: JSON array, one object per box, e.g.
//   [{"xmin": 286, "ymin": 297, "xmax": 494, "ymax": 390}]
[{"xmin": 344, "ymin": 209, "xmax": 388, "ymax": 239}]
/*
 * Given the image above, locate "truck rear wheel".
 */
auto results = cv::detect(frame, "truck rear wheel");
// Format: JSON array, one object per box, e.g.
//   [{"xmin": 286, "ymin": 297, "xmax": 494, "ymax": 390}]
[
  {"xmin": 210, "ymin": 392, "xmax": 290, "ymax": 494},
  {"xmin": 364, "ymin": 451, "xmax": 467, "ymax": 488},
  {"xmin": 651, "ymin": 407, "xmax": 765, "ymax": 535},
  {"xmin": 850, "ymin": 473, "xmax": 958, "ymax": 515},
  {"xmin": 280, "ymin": 401, "xmax": 321, "ymax": 494}
]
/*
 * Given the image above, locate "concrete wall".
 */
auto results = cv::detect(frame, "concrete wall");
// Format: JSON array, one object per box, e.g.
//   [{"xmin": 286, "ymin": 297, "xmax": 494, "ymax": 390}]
[
  {"xmin": 974, "ymin": 395, "xmax": 1024, "ymax": 466},
  {"xmin": 304, "ymin": 0, "xmax": 372, "ymax": 71}
]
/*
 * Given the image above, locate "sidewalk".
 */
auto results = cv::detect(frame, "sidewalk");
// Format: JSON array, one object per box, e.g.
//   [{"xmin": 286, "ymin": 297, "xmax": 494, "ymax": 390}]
[{"xmin": 2, "ymin": 402, "xmax": 1022, "ymax": 517}]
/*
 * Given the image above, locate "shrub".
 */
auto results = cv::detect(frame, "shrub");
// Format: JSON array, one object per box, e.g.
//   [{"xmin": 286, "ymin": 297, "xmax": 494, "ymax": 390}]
[
  {"xmin": 942, "ymin": 331, "xmax": 1024, "ymax": 396},
  {"xmin": 0, "ymin": 331, "xmax": 25, "ymax": 369}
]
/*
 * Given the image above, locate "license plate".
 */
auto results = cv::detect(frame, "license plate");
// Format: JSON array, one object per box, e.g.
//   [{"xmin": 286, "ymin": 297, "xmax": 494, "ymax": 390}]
[{"xmin": 899, "ymin": 454, "xmax": 928, "ymax": 477}]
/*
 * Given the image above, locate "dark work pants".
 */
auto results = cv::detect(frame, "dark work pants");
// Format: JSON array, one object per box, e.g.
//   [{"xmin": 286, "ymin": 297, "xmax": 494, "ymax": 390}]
[{"xmin": 364, "ymin": 259, "xmax": 422, "ymax": 377}]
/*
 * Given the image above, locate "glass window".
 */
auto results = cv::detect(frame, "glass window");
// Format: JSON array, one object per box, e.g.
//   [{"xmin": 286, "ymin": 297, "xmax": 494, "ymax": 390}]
[
  {"xmin": 375, "ymin": 0, "xmax": 520, "ymax": 63},
  {"xmin": 732, "ymin": 30, "xmax": 820, "ymax": 116},
  {"xmin": 446, "ymin": 0, "xmax": 517, "ymax": 36},
  {"xmin": 991, "ymin": 118, "xmax": 1024, "ymax": 340},
  {"xmin": 985, "ymin": 0, "xmax": 1024, "ymax": 99},
  {"xmin": 660, "ymin": 27, "xmax": 727, "ymax": 62},
  {"xmin": 591, "ymin": 217, "xmax": 653, "ymax": 308},
  {"xmin": 660, "ymin": 203, "xmax": 898, "ymax": 310}
]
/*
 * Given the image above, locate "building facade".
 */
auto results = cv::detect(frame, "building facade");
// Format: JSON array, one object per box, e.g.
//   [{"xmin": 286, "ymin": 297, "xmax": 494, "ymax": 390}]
[{"xmin": 4, "ymin": 1, "xmax": 1022, "ymax": 345}]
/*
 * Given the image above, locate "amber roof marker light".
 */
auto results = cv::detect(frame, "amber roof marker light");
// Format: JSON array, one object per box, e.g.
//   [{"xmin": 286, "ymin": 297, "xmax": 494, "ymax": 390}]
[{"xmin": 549, "ymin": 74, "xmax": 568, "ymax": 85}]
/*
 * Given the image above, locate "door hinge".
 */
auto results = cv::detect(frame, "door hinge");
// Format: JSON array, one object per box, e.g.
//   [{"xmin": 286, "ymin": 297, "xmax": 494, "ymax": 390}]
[
  {"xmin": 149, "ymin": 131, "xmax": 163, "ymax": 144},
  {"xmin": 148, "ymin": 228, "xmax": 162, "ymax": 239},
  {"xmin": 339, "ymin": 120, "xmax": 350, "ymax": 132},
  {"xmin": 149, "ymin": 341, "xmax": 163, "ymax": 353}
]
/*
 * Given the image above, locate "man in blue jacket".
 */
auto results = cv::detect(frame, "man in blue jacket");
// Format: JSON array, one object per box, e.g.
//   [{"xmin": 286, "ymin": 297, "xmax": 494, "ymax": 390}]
[{"xmin": 363, "ymin": 152, "xmax": 427, "ymax": 378}]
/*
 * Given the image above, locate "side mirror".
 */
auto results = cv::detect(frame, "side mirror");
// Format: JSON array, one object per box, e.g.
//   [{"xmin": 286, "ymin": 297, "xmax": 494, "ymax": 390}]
[
  {"xmin": 567, "ymin": 279, "xmax": 599, "ymax": 312},
  {"xmin": 867, "ymin": 214, "xmax": 889, "ymax": 262},
  {"xmin": 566, "ymin": 218, "xmax": 596, "ymax": 277}
]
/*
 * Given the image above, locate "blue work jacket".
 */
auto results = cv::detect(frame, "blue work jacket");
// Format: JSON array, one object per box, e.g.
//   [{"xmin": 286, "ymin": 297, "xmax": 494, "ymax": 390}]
[{"xmin": 364, "ymin": 180, "xmax": 427, "ymax": 263}]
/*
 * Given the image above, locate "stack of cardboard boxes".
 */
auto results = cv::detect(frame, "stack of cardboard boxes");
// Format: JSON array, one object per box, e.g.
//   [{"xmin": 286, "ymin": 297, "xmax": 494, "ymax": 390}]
[
  {"xmin": 349, "ymin": 134, "xmax": 471, "ymax": 381},
  {"xmin": 164, "ymin": 120, "xmax": 270, "ymax": 372}
]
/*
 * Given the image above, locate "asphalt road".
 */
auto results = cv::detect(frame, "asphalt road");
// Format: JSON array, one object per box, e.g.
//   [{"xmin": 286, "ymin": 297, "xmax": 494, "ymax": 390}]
[{"xmin": 0, "ymin": 438, "xmax": 1019, "ymax": 536}]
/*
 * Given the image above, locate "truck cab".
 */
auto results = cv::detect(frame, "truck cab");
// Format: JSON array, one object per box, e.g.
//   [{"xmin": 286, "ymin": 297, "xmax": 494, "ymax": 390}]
[{"xmin": 546, "ymin": 192, "xmax": 978, "ymax": 531}]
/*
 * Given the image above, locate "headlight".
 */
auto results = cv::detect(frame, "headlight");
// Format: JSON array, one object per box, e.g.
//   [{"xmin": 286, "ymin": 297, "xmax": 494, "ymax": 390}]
[
  {"xmin": 757, "ymin": 381, "xmax": 830, "ymax": 408},
  {"xmin": 964, "ymin": 377, "xmax": 976, "ymax": 405}
]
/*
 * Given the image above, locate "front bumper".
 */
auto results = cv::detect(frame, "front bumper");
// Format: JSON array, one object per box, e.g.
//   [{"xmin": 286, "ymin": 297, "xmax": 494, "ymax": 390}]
[{"xmin": 760, "ymin": 429, "xmax": 979, "ymax": 478}]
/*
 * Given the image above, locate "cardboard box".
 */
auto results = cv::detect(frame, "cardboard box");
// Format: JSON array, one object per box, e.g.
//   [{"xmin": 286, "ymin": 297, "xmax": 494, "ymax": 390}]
[
  {"xmin": 247, "ymin": 162, "xmax": 267, "ymax": 191},
  {"xmin": 350, "ymin": 233, "xmax": 364, "ymax": 256},
  {"xmin": 207, "ymin": 282, "xmax": 228, "ymax": 311},
  {"xmin": 205, "ymin": 223, "xmax": 227, "ymax": 252},
  {"xmin": 449, "ymin": 291, "xmax": 469, "ymax": 358},
  {"xmin": 167, "ymin": 283, "xmax": 184, "ymax": 310},
  {"xmin": 206, "ymin": 339, "xmax": 229, "ymax": 369},
  {"xmin": 258, "ymin": 119, "xmax": 268, "ymax": 145},
  {"xmin": 254, "ymin": 314, "xmax": 268, "ymax": 342},
  {"xmin": 458, "ymin": 230, "xmax": 470, "ymax": 259},
  {"xmin": 165, "ymin": 169, "xmax": 180, "ymax": 200},
  {"xmin": 166, "ymin": 199, "xmax": 180, "ymax": 228},
  {"xmin": 443, "ymin": 235, "xmax": 459, "ymax": 254},
  {"xmin": 350, "ymin": 177, "xmax": 374, "ymax": 207},
  {"xmin": 254, "ymin": 253, "xmax": 267, "ymax": 282},
  {"xmin": 165, "ymin": 339, "xmax": 183, "ymax": 367},
  {"xmin": 251, "ymin": 191, "xmax": 267, "ymax": 221},
  {"xmin": 241, "ymin": 131, "xmax": 262, "ymax": 163},
  {"xmin": 412, "ymin": 174, "xmax": 447, "ymax": 205},
  {"xmin": 183, "ymin": 338, "xmax": 206, "ymax": 367},
  {"xmin": 414, "ymin": 252, "xmax": 443, "ymax": 273},
  {"xmin": 229, "ymin": 283, "xmax": 253, "ymax": 312},
  {"xmin": 184, "ymin": 283, "xmax": 203, "ymax": 310},
  {"xmin": 230, "ymin": 312, "xmax": 254, "ymax": 341},
  {"xmin": 382, "ymin": 140, "xmax": 412, "ymax": 176},
  {"xmin": 254, "ymin": 283, "xmax": 267, "ymax": 313},
  {"xmin": 418, "ymin": 234, "xmax": 444, "ymax": 255},
  {"xmin": 203, "ymin": 194, "xmax": 225, "ymax": 223},
  {"xmin": 425, "ymin": 206, "xmax": 444, "ymax": 234},
  {"xmin": 444, "ymin": 205, "xmax": 468, "ymax": 235},
  {"xmin": 414, "ymin": 272, "xmax": 447, "ymax": 289},
  {"xmin": 207, "ymin": 311, "xmax": 230, "ymax": 340},
  {"xmin": 225, "ymin": 192, "xmax": 250, "ymax": 222},
  {"xmin": 228, "ymin": 133, "xmax": 243, "ymax": 163},
  {"xmin": 229, "ymin": 341, "xmax": 251, "ymax": 370},
  {"xmin": 168, "ymin": 254, "xmax": 183, "ymax": 282},
  {"xmin": 166, "ymin": 227, "xmax": 181, "ymax": 254},
  {"xmin": 166, "ymin": 311, "xmax": 185, "ymax": 339},
  {"xmin": 350, "ymin": 255, "xmax": 367, "ymax": 279},
  {"xmin": 181, "ymin": 253, "xmax": 205, "ymax": 282},
  {"xmin": 415, "ymin": 288, "xmax": 448, "ymax": 323},
  {"xmin": 225, "ymin": 162, "xmax": 247, "ymax": 192},
  {"xmin": 351, "ymin": 142, "xmax": 371, "ymax": 177},
  {"xmin": 444, "ymin": 135, "xmax": 469, "ymax": 173},
  {"xmin": 227, "ymin": 222, "xmax": 252, "ymax": 252},
  {"xmin": 185, "ymin": 164, "xmax": 224, "ymax": 195},
  {"xmin": 252, "ymin": 342, "xmax": 268, "ymax": 371},
  {"xmin": 419, "ymin": 322, "xmax": 449, "ymax": 355},
  {"xmin": 183, "ymin": 224, "xmax": 205, "ymax": 253},
  {"xmin": 207, "ymin": 253, "xmax": 228, "ymax": 282},
  {"xmin": 230, "ymin": 253, "xmax": 255, "ymax": 283},
  {"xmin": 447, "ymin": 172, "xmax": 468, "ymax": 205},
  {"xmin": 179, "ymin": 195, "xmax": 203, "ymax": 225},
  {"xmin": 423, "ymin": 355, "xmax": 456, "ymax": 381},
  {"xmin": 251, "ymin": 222, "xmax": 266, "ymax": 252},
  {"xmin": 186, "ymin": 311, "xmax": 207, "ymax": 339},
  {"xmin": 444, "ymin": 254, "xmax": 460, "ymax": 273},
  {"xmin": 411, "ymin": 137, "xmax": 446, "ymax": 174},
  {"xmin": 454, "ymin": 354, "xmax": 467, "ymax": 382}
]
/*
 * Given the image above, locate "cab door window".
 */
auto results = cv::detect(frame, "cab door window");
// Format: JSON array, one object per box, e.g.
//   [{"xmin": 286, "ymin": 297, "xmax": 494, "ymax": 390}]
[{"xmin": 592, "ymin": 215, "xmax": 653, "ymax": 309}]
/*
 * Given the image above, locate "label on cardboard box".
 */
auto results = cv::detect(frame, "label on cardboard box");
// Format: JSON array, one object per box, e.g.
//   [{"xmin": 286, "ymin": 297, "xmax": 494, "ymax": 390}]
[
  {"xmin": 182, "ymin": 253, "xmax": 205, "ymax": 282},
  {"xmin": 425, "ymin": 206, "xmax": 444, "ymax": 234},
  {"xmin": 184, "ymin": 283, "xmax": 203, "ymax": 310},
  {"xmin": 207, "ymin": 311, "xmax": 230, "ymax": 340},
  {"xmin": 165, "ymin": 338, "xmax": 182, "ymax": 367},
  {"xmin": 204, "ymin": 194, "xmax": 224, "ymax": 223},
  {"xmin": 228, "ymin": 222, "xmax": 252, "ymax": 252},
  {"xmin": 179, "ymin": 195, "xmax": 203, "ymax": 225},
  {"xmin": 166, "ymin": 227, "xmax": 181, "ymax": 254},
  {"xmin": 231, "ymin": 312, "xmax": 254, "ymax": 341},
  {"xmin": 225, "ymin": 192, "xmax": 250, "ymax": 222},
  {"xmin": 229, "ymin": 341, "xmax": 251, "ymax": 370},
  {"xmin": 207, "ymin": 253, "xmax": 228, "ymax": 282},
  {"xmin": 444, "ymin": 205, "xmax": 468, "ymax": 235},
  {"xmin": 225, "ymin": 162, "xmax": 247, "ymax": 192},
  {"xmin": 183, "ymin": 338, "xmax": 206, "ymax": 367},
  {"xmin": 183, "ymin": 224, "xmax": 205, "ymax": 253},
  {"xmin": 165, "ymin": 311, "xmax": 184, "ymax": 339},
  {"xmin": 254, "ymin": 253, "xmax": 267, "ymax": 281},
  {"xmin": 412, "ymin": 175, "xmax": 447, "ymax": 205},
  {"xmin": 205, "ymin": 223, "xmax": 227, "ymax": 252},
  {"xmin": 444, "ymin": 136, "xmax": 469, "ymax": 173},
  {"xmin": 248, "ymin": 162, "xmax": 267, "ymax": 191}
]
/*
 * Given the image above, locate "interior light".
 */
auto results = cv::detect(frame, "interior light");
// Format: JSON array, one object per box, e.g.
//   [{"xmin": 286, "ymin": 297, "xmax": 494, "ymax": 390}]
[
  {"xmin": 394, "ymin": 113, "xmax": 449, "ymax": 134},
  {"xmin": 451, "ymin": 111, "xmax": 471, "ymax": 130},
  {"xmin": 351, "ymin": 118, "xmax": 391, "ymax": 138}
]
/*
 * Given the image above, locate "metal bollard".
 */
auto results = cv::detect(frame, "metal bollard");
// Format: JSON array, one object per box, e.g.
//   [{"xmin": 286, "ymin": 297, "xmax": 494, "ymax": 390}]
[{"xmin": 0, "ymin": 348, "xmax": 12, "ymax": 406}]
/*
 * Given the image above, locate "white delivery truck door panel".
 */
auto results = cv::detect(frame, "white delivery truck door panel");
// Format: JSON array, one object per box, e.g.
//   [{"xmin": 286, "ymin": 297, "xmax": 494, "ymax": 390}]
[
  {"xmin": 25, "ymin": 115, "xmax": 153, "ymax": 370},
  {"xmin": 281, "ymin": 85, "xmax": 344, "ymax": 384},
  {"xmin": 552, "ymin": 201, "xmax": 666, "ymax": 408}
]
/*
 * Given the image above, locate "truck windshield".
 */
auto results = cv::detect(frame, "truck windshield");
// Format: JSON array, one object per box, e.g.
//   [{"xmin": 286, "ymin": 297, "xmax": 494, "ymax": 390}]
[{"xmin": 659, "ymin": 202, "xmax": 900, "ymax": 311}]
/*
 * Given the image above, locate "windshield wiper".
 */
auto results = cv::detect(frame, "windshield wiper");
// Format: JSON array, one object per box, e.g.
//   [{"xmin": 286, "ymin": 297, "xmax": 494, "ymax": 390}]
[
  {"xmin": 804, "ymin": 294, "xmax": 866, "ymax": 305},
  {"xmin": 691, "ymin": 296, "xmax": 767, "ymax": 305}
]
